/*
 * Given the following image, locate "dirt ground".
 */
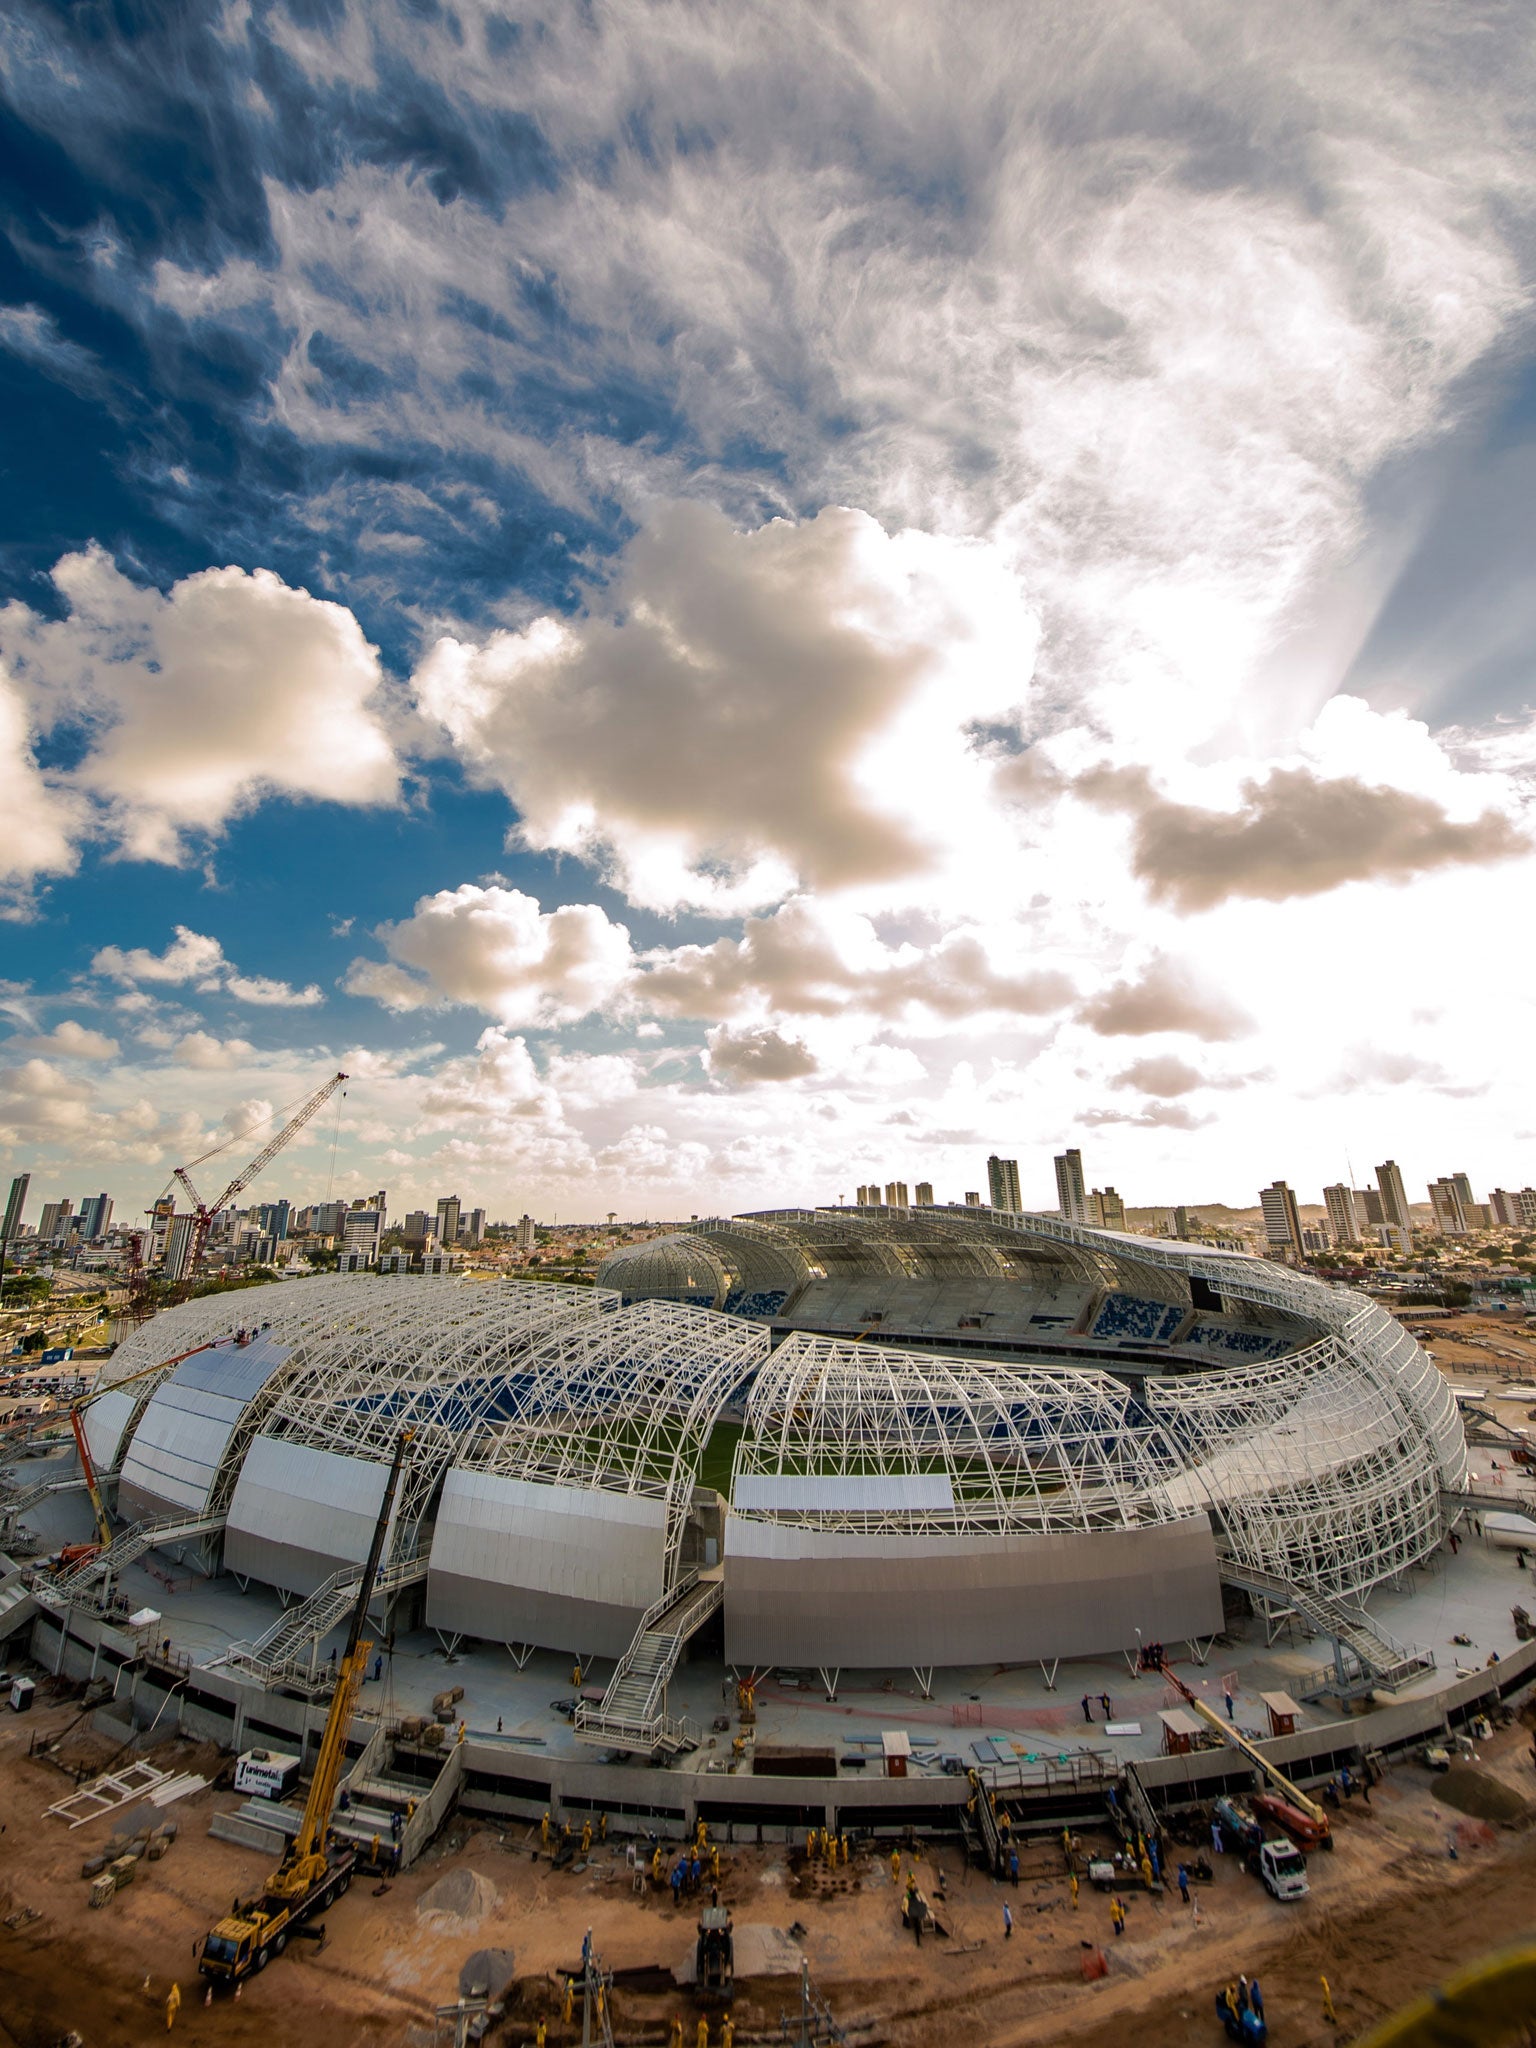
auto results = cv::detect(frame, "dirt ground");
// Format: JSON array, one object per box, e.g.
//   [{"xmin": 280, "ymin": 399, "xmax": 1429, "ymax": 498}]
[{"xmin": 1, "ymin": 1687, "xmax": 1534, "ymax": 2048}]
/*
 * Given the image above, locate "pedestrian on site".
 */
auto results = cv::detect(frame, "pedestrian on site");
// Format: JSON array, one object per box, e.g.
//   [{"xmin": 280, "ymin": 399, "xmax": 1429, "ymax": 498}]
[
  {"xmin": 1099, "ymin": 1692, "xmax": 1112, "ymax": 1719},
  {"xmin": 1070, "ymin": 1871, "xmax": 1079, "ymax": 1908},
  {"xmin": 1177, "ymin": 1864, "xmax": 1190, "ymax": 1904},
  {"xmin": 1080, "ymin": 1694, "xmax": 1093, "ymax": 1723},
  {"xmin": 1449, "ymin": 1530, "xmax": 1460, "ymax": 1555},
  {"xmin": 1211, "ymin": 1819, "xmax": 1224, "ymax": 1854},
  {"xmin": 1009, "ymin": 1848, "xmax": 1019, "ymax": 1886},
  {"xmin": 1250, "ymin": 1978, "xmax": 1264, "ymax": 2020},
  {"xmin": 496, "ymin": 1715, "xmax": 503, "ymax": 1733},
  {"xmin": 1238, "ymin": 1976, "xmax": 1250, "ymax": 2012},
  {"xmin": 671, "ymin": 1860, "xmax": 684, "ymax": 1907},
  {"xmin": 1111, "ymin": 1897, "xmax": 1125, "ymax": 1936},
  {"xmin": 1003, "ymin": 1902, "xmax": 1013, "ymax": 1940},
  {"xmin": 1224, "ymin": 1689, "xmax": 1234, "ymax": 1720}
]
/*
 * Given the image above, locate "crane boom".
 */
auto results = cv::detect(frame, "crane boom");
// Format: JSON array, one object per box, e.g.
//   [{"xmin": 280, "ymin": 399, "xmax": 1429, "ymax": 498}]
[
  {"xmin": 209, "ymin": 1071, "xmax": 349, "ymax": 1216},
  {"xmin": 269, "ymin": 1429, "xmax": 410, "ymax": 1895},
  {"xmin": 167, "ymin": 1070, "xmax": 348, "ymax": 1285},
  {"xmin": 1164, "ymin": 1669, "xmax": 1331, "ymax": 1834},
  {"xmin": 69, "ymin": 1406, "xmax": 113, "ymax": 1552}
]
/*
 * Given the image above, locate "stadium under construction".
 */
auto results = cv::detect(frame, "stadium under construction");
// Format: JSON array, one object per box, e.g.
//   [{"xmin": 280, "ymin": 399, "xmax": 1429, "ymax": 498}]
[{"xmin": 2, "ymin": 1206, "xmax": 1532, "ymax": 1845}]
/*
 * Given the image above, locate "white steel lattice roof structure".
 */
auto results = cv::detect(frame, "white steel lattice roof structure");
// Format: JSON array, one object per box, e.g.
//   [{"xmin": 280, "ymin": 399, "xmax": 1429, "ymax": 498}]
[
  {"xmin": 75, "ymin": 1217, "xmax": 1469, "ymax": 1668},
  {"xmin": 731, "ymin": 1333, "xmax": 1182, "ymax": 1535},
  {"xmin": 459, "ymin": 1298, "xmax": 770, "ymax": 1584},
  {"xmin": 602, "ymin": 1205, "xmax": 1467, "ymax": 1604}
]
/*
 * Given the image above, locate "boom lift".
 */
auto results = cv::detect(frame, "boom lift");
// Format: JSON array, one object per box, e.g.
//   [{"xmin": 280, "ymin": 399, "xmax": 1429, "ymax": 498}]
[
  {"xmin": 41, "ymin": 1343, "xmax": 220, "ymax": 1572},
  {"xmin": 198, "ymin": 1431, "xmax": 411, "ymax": 1988},
  {"xmin": 1163, "ymin": 1668, "xmax": 1333, "ymax": 1850},
  {"xmin": 162, "ymin": 1070, "xmax": 348, "ymax": 1291}
]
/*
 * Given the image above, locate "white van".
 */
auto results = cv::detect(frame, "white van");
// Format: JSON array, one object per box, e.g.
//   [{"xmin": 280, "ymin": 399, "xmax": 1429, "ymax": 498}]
[{"xmin": 233, "ymin": 1748, "xmax": 301, "ymax": 1800}]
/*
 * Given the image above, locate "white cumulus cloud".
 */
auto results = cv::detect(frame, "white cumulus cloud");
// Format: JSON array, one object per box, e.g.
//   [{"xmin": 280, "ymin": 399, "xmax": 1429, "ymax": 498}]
[
  {"xmin": 344, "ymin": 883, "xmax": 634, "ymax": 1026},
  {"xmin": 1, "ymin": 548, "xmax": 400, "ymax": 865}
]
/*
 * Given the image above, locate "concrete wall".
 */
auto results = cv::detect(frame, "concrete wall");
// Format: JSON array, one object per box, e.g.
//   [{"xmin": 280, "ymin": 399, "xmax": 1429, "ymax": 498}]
[
  {"xmin": 723, "ymin": 1512, "xmax": 1224, "ymax": 1667},
  {"xmin": 26, "ymin": 1612, "xmax": 1536, "ymax": 1843}
]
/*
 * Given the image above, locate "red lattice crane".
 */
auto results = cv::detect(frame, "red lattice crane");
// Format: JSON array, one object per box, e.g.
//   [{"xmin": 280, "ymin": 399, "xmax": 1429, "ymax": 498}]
[{"xmin": 166, "ymin": 1070, "xmax": 348, "ymax": 1289}]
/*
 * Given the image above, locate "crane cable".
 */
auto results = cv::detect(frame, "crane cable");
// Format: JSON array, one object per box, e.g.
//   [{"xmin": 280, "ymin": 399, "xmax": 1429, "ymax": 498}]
[
  {"xmin": 1348, "ymin": 1941, "xmax": 1536, "ymax": 2048},
  {"xmin": 326, "ymin": 1082, "xmax": 346, "ymax": 1202},
  {"xmin": 157, "ymin": 1076, "xmax": 347, "ymax": 1203}
]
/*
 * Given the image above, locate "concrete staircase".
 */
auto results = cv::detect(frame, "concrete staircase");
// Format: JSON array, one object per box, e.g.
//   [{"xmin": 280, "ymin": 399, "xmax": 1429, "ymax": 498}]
[
  {"xmin": 573, "ymin": 1567, "xmax": 722, "ymax": 1755},
  {"xmin": 331, "ymin": 1742, "xmax": 464, "ymax": 1869},
  {"xmin": 223, "ymin": 1550, "xmax": 428, "ymax": 1692},
  {"xmin": 1217, "ymin": 1555, "xmax": 1434, "ymax": 1698},
  {"xmin": 218, "ymin": 1729, "xmax": 464, "ymax": 1872},
  {"xmin": 0, "ymin": 1568, "xmax": 37, "ymax": 1643}
]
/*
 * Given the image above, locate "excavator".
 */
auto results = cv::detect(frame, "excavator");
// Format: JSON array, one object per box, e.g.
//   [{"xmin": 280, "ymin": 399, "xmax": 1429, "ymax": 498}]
[
  {"xmin": 198, "ymin": 1431, "xmax": 411, "ymax": 1988},
  {"xmin": 1162, "ymin": 1667, "xmax": 1333, "ymax": 1851}
]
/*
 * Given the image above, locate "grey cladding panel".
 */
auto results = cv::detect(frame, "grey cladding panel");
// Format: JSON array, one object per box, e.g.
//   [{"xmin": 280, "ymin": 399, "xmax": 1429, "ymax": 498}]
[
  {"xmin": 723, "ymin": 1513, "xmax": 1222, "ymax": 1668},
  {"xmin": 118, "ymin": 1338, "xmax": 290, "ymax": 1523},
  {"xmin": 224, "ymin": 1435, "xmax": 393, "ymax": 1597},
  {"xmin": 426, "ymin": 1468, "xmax": 667, "ymax": 1657}
]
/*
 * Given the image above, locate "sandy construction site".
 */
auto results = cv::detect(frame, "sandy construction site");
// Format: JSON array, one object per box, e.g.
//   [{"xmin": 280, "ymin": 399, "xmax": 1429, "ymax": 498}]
[{"xmin": 1, "ymin": 1683, "xmax": 1533, "ymax": 2048}]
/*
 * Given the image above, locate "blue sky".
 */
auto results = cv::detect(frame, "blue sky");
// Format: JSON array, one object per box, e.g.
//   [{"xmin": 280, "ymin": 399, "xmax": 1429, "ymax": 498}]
[{"xmin": 3, "ymin": 1, "xmax": 1536, "ymax": 1225}]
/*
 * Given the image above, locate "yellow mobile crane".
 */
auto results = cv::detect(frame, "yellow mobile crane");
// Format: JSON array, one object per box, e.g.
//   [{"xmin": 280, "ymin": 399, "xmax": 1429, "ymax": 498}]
[
  {"xmin": 1164, "ymin": 1668, "xmax": 1333, "ymax": 1851},
  {"xmin": 198, "ymin": 1431, "xmax": 411, "ymax": 1987}
]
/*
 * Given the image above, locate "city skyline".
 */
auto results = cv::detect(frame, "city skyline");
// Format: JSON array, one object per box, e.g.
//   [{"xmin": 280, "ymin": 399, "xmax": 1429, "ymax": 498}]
[
  {"xmin": 7, "ymin": 1142, "xmax": 1533, "ymax": 1255},
  {"xmin": 3, "ymin": 9, "xmax": 1536, "ymax": 1220}
]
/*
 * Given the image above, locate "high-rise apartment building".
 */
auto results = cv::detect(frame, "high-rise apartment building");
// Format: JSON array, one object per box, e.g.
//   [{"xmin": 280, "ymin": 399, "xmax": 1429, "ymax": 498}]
[
  {"xmin": 964, "ymin": 1191, "xmax": 981, "ymax": 1207},
  {"xmin": 884, "ymin": 1180, "xmax": 909, "ymax": 1208},
  {"xmin": 1375, "ymin": 1161, "xmax": 1412, "ymax": 1253},
  {"xmin": 342, "ymin": 1208, "xmax": 383, "ymax": 1261},
  {"xmin": 2, "ymin": 1173, "xmax": 29, "ymax": 1246},
  {"xmin": 1428, "ymin": 1177, "xmax": 1471, "ymax": 1237},
  {"xmin": 1490, "ymin": 1189, "xmax": 1536, "ymax": 1228},
  {"xmin": 1259, "ymin": 1180, "xmax": 1304, "ymax": 1261},
  {"xmin": 987, "ymin": 1156, "xmax": 1022, "ymax": 1212},
  {"xmin": 164, "ymin": 1213, "xmax": 196, "ymax": 1282},
  {"xmin": 1323, "ymin": 1184, "xmax": 1360, "ymax": 1247},
  {"xmin": 914, "ymin": 1182, "xmax": 934, "ymax": 1206},
  {"xmin": 466, "ymin": 1207, "xmax": 486, "ymax": 1244},
  {"xmin": 516, "ymin": 1214, "xmax": 537, "ymax": 1250},
  {"xmin": 1092, "ymin": 1187, "xmax": 1127, "ymax": 1232},
  {"xmin": 76, "ymin": 1193, "xmax": 112, "ymax": 1240},
  {"xmin": 436, "ymin": 1195, "xmax": 462, "ymax": 1245},
  {"xmin": 1054, "ymin": 1150, "xmax": 1089, "ymax": 1226},
  {"xmin": 38, "ymin": 1199, "xmax": 73, "ymax": 1243}
]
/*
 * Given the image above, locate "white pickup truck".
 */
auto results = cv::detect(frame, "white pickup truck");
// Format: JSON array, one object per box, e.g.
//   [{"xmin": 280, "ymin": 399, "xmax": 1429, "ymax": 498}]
[{"xmin": 1255, "ymin": 1837, "xmax": 1308, "ymax": 1901}]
